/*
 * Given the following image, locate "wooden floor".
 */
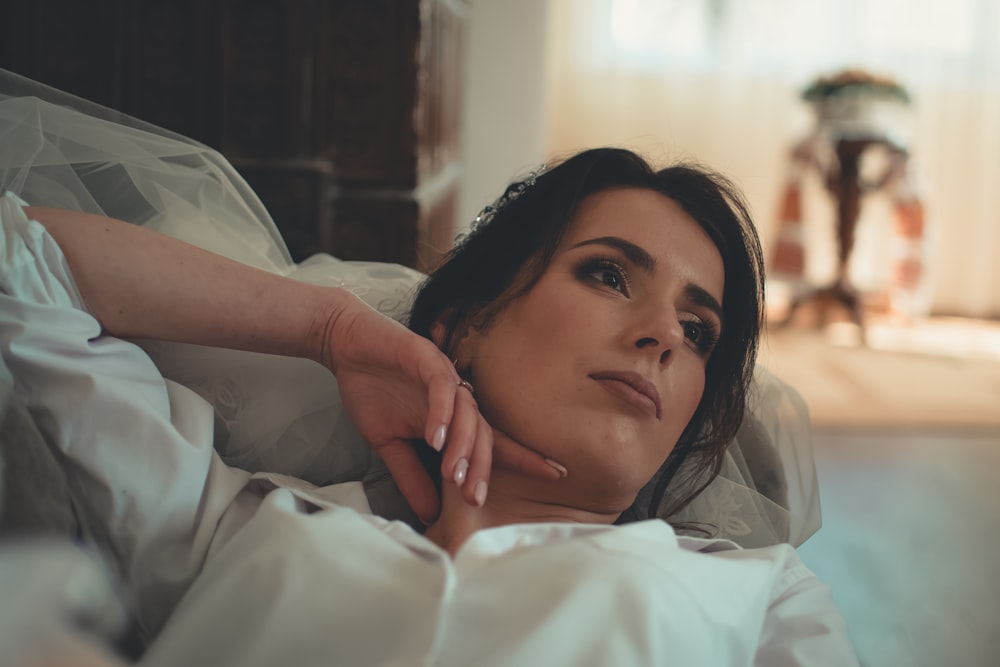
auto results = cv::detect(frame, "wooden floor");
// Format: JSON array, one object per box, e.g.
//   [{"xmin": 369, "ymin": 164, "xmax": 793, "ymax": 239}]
[
  {"xmin": 760, "ymin": 323, "xmax": 1000, "ymax": 431},
  {"xmin": 797, "ymin": 427, "xmax": 1000, "ymax": 667}
]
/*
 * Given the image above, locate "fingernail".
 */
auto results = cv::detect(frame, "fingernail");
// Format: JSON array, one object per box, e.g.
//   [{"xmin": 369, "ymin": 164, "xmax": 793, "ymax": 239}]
[
  {"xmin": 544, "ymin": 458, "xmax": 568, "ymax": 478},
  {"xmin": 431, "ymin": 425, "xmax": 447, "ymax": 451},
  {"xmin": 453, "ymin": 458, "xmax": 469, "ymax": 485},
  {"xmin": 473, "ymin": 480, "xmax": 488, "ymax": 507}
]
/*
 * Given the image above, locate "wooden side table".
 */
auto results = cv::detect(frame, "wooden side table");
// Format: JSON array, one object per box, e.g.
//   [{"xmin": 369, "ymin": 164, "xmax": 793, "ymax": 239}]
[{"xmin": 781, "ymin": 136, "xmax": 910, "ymax": 341}]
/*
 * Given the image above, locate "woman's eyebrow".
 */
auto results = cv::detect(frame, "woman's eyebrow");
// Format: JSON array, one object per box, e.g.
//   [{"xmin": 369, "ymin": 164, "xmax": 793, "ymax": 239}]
[
  {"xmin": 685, "ymin": 284, "xmax": 725, "ymax": 328},
  {"xmin": 570, "ymin": 236, "xmax": 655, "ymax": 272}
]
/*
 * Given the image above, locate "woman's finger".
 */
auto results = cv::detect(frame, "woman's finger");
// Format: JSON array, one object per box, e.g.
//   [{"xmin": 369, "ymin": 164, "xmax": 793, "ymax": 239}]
[
  {"xmin": 378, "ymin": 442, "xmax": 441, "ymax": 525},
  {"xmin": 463, "ymin": 412, "xmax": 494, "ymax": 507},
  {"xmin": 491, "ymin": 429, "xmax": 566, "ymax": 481},
  {"xmin": 421, "ymin": 356, "xmax": 461, "ymax": 452},
  {"xmin": 439, "ymin": 380, "xmax": 479, "ymax": 489}
]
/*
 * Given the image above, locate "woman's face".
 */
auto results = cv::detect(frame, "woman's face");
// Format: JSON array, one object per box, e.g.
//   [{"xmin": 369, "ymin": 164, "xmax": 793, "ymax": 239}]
[{"xmin": 460, "ymin": 187, "xmax": 726, "ymax": 510}]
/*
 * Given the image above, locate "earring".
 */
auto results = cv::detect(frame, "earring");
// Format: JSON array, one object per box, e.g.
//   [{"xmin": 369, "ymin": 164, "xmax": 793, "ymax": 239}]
[{"xmin": 451, "ymin": 356, "xmax": 475, "ymax": 394}]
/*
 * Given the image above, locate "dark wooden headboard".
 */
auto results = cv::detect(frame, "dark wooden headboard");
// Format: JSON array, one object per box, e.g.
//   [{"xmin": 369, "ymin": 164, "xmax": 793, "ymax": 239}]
[{"xmin": 2, "ymin": 0, "xmax": 467, "ymax": 271}]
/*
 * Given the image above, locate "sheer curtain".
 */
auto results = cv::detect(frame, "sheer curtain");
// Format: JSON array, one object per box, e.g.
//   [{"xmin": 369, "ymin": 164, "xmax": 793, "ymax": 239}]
[{"xmin": 545, "ymin": 0, "xmax": 1000, "ymax": 318}]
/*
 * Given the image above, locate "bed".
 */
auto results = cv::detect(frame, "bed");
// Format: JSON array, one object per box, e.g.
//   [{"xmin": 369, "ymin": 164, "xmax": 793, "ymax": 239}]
[{"xmin": 0, "ymin": 70, "xmax": 822, "ymax": 665}]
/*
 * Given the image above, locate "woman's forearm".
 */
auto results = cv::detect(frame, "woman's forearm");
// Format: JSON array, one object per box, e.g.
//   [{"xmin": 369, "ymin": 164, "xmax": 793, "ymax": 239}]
[{"xmin": 26, "ymin": 206, "xmax": 351, "ymax": 366}]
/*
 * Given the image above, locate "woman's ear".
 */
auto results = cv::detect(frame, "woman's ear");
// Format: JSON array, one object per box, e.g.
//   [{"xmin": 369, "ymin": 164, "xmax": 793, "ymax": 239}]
[
  {"xmin": 430, "ymin": 321, "xmax": 448, "ymax": 349},
  {"xmin": 431, "ymin": 316, "xmax": 477, "ymax": 370}
]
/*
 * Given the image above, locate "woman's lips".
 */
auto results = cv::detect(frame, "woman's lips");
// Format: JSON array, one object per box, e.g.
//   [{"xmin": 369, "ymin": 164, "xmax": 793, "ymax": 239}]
[{"xmin": 589, "ymin": 371, "xmax": 662, "ymax": 420}]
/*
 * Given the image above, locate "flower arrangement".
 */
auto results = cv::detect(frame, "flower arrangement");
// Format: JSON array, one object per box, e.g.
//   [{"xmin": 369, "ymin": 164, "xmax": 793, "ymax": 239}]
[
  {"xmin": 802, "ymin": 68, "xmax": 911, "ymax": 106},
  {"xmin": 801, "ymin": 68, "xmax": 912, "ymax": 145}
]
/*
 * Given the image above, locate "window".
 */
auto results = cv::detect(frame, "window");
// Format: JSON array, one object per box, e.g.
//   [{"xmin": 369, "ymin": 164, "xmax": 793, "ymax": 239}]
[{"xmin": 598, "ymin": 0, "xmax": 993, "ymax": 80}]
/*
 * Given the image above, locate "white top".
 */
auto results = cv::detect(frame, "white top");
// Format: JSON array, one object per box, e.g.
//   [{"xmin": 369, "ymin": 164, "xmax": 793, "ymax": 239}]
[
  {"xmin": 143, "ymin": 477, "xmax": 859, "ymax": 667},
  {"xmin": 0, "ymin": 193, "xmax": 858, "ymax": 665}
]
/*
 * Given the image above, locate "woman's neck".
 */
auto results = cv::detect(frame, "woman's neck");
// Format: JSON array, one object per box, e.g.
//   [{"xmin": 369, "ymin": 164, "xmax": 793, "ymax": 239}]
[{"xmin": 422, "ymin": 468, "xmax": 624, "ymax": 556}]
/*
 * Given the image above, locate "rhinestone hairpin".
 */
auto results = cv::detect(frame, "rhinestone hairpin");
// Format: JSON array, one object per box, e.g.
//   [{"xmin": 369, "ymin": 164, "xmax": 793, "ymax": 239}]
[{"xmin": 471, "ymin": 164, "xmax": 547, "ymax": 230}]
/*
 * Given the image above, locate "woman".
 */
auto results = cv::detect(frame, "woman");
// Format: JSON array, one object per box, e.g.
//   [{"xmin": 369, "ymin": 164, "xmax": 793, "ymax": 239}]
[{"xmin": 4, "ymin": 142, "xmax": 857, "ymax": 665}]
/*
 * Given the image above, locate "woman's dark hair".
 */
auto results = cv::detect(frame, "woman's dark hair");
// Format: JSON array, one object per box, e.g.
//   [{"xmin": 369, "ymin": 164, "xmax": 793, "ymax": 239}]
[{"xmin": 408, "ymin": 147, "xmax": 765, "ymax": 525}]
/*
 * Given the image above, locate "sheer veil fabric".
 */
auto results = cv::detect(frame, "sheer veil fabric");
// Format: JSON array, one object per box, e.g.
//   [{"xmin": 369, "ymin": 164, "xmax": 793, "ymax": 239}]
[{"xmin": 0, "ymin": 68, "xmax": 817, "ymax": 547}]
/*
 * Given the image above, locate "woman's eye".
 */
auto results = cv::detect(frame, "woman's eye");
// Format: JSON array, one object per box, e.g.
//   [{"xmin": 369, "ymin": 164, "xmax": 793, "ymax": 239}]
[
  {"xmin": 579, "ymin": 259, "xmax": 629, "ymax": 295},
  {"xmin": 598, "ymin": 269, "xmax": 622, "ymax": 290},
  {"xmin": 683, "ymin": 321, "xmax": 703, "ymax": 343},
  {"xmin": 682, "ymin": 318, "xmax": 720, "ymax": 355}
]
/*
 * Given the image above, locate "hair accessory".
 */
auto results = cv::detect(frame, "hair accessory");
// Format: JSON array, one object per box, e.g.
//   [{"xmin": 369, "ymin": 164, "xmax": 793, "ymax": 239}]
[
  {"xmin": 457, "ymin": 379, "xmax": 475, "ymax": 394},
  {"xmin": 471, "ymin": 164, "xmax": 547, "ymax": 229}
]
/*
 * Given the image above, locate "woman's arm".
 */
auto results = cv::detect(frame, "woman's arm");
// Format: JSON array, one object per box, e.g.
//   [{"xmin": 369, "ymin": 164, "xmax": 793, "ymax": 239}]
[
  {"xmin": 26, "ymin": 206, "xmax": 346, "ymax": 363},
  {"xmin": 26, "ymin": 207, "xmax": 560, "ymax": 521}
]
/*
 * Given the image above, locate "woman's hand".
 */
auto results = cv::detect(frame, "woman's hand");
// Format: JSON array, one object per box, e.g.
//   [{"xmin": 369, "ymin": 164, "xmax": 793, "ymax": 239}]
[{"xmin": 322, "ymin": 296, "xmax": 562, "ymax": 523}]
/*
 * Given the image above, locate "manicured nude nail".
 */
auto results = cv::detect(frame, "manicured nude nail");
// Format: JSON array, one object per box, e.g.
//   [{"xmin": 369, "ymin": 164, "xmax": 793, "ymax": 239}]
[
  {"xmin": 544, "ymin": 458, "xmax": 568, "ymax": 478},
  {"xmin": 474, "ymin": 480, "xmax": 488, "ymax": 507},
  {"xmin": 453, "ymin": 458, "xmax": 469, "ymax": 485},
  {"xmin": 431, "ymin": 425, "xmax": 447, "ymax": 451}
]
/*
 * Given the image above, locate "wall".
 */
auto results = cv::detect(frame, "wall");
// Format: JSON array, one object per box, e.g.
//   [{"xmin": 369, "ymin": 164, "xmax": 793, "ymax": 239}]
[{"xmin": 458, "ymin": 0, "xmax": 551, "ymax": 233}]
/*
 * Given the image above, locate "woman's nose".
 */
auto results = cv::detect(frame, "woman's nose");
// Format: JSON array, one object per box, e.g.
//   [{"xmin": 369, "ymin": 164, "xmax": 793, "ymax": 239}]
[{"xmin": 632, "ymin": 302, "xmax": 685, "ymax": 365}]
